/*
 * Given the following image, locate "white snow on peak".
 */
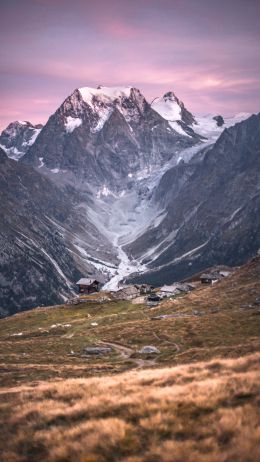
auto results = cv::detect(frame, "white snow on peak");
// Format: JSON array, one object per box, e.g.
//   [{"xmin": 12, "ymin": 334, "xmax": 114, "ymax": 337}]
[
  {"xmin": 169, "ymin": 121, "xmax": 191, "ymax": 137},
  {"xmin": 0, "ymin": 123, "xmax": 42, "ymax": 160},
  {"xmin": 194, "ymin": 112, "xmax": 251, "ymax": 141},
  {"xmin": 78, "ymin": 86, "xmax": 132, "ymax": 106},
  {"xmin": 64, "ymin": 116, "xmax": 82, "ymax": 133},
  {"xmin": 232, "ymin": 112, "xmax": 251, "ymax": 121},
  {"xmin": 77, "ymin": 86, "xmax": 140, "ymax": 131},
  {"xmin": 152, "ymin": 93, "xmax": 181, "ymax": 121},
  {"xmin": 152, "ymin": 92, "xmax": 191, "ymax": 137}
]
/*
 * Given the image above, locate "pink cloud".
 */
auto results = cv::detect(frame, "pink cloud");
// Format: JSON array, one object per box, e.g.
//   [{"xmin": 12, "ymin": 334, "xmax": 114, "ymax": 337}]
[{"xmin": 0, "ymin": 0, "xmax": 259, "ymax": 130}]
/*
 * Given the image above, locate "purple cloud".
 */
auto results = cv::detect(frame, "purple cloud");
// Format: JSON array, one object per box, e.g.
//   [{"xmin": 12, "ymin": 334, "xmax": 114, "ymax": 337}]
[{"xmin": 0, "ymin": 0, "xmax": 259, "ymax": 130}]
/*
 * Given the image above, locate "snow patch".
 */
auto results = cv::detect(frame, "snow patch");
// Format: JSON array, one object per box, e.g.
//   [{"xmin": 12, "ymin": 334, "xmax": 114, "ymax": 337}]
[
  {"xmin": 0, "ymin": 145, "xmax": 24, "ymax": 160},
  {"xmin": 78, "ymin": 86, "xmax": 132, "ymax": 107},
  {"xmin": 169, "ymin": 121, "xmax": 191, "ymax": 137},
  {"xmin": 152, "ymin": 95, "xmax": 181, "ymax": 120},
  {"xmin": 38, "ymin": 157, "xmax": 44, "ymax": 168},
  {"xmin": 96, "ymin": 185, "xmax": 117, "ymax": 199},
  {"xmin": 92, "ymin": 107, "xmax": 113, "ymax": 132},
  {"xmin": 64, "ymin": 116, "xmax": 82, "ymax": 133},
  {"xmin": 22, "ymin": 128, "xmax": 42, "ymax": 147},
  {"xmin": 193, "ymin": 113, "xmax": 251, "ymax": 140}
]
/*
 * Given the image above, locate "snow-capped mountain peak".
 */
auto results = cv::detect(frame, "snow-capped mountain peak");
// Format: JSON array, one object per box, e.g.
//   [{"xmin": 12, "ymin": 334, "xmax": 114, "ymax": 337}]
[
  {"xmin": 151, "ymin": 91, "xmax": 197, "ymax": 137},
  {"xmin": 55, "ymin": 85, "xmax": 149, "ymax": 136},
  {"xmin": 77, "ymin": 85, "xmax": 147, "ymax": 126},
  {"xmin": 0, "ymin": 120, "xmax": 42, "ymax": 160},
  {"xmin": 152, "ymin": 92, "xmax": 182, "ymax": 120},
  {"xmin": 152, "ymin": 91, "xmax": 196, "ymax": 125},
  {"xmin": 78, "ymin": 85, "xmax": 133, "ymax": 106}
]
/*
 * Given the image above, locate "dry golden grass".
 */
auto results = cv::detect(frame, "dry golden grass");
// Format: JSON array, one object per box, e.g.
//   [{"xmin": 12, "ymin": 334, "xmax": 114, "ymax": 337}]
[
  {"xmin": 0, "ymin": 256, "xmax": 259, "ymax": 460},
  {"xmin": 0, "ymin": 255, "xmax": 259, "ymax": 387},
  {"xmin": 0, "ymin": 352, "xmax": 259, "ymax": 462}
]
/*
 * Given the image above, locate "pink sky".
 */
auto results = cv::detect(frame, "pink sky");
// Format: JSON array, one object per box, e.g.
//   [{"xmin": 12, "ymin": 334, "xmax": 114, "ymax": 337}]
[{"xmin": 1, "ymin": 0, "xmax": 260, "ymax": 130}]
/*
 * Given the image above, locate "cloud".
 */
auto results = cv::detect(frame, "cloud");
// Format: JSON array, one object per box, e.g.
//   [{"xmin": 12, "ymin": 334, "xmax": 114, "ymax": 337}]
[{"xmin": 0, "ymin": 0, "xmax": 259, "ymax": 130}]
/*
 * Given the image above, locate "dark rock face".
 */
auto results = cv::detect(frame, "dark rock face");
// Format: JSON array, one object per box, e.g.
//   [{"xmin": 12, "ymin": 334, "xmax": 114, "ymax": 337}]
[
  {"xmin": 213, "ymin": 115, "xmax": 225, "ymax": 127},
  {"xmin": 21, "ymin": 87, "xmax": 197, "ymax": 191},
  {"xmin": 127, "ymin": 114, "xmax": 260, "ymax": 285},
  {"xmin": 0, "ymin": 121, "xmax": 42, "ymax": 160},
  {"xmin": 1, "ymin": 85, "xmax": 259, "ymax": 314},
  {"xmin": 0, "ymin": 148, "xmax": 116, "ymax": 316}
]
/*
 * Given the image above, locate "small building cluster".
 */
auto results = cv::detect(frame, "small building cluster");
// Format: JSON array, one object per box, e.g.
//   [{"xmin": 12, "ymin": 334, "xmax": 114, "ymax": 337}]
[
  {"xmin": 74, "ymin": 267, "xmax": 232, "ymax": 306},
  {"xmin": 158, "ymin": 283, "xmax": 195, "ymax": 298},
  {"xmin": 112, "ymin": 284, "xmax": 154, "ymax": 301},
  {"xmin": 200, "ymin": 270, "xmax": 231, "ymax": 284}
]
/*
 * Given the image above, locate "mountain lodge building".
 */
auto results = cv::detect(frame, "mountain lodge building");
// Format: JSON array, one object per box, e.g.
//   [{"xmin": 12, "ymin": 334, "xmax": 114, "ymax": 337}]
[{"xmin": 76, "ymin": 278, "xmax": 101, "ymax": 294}]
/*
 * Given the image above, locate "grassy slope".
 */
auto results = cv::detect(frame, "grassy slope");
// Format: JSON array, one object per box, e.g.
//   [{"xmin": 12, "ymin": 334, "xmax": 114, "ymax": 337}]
[{"xmin": 0, "ymin": 256, "xmax": 259, "ymax": 461}]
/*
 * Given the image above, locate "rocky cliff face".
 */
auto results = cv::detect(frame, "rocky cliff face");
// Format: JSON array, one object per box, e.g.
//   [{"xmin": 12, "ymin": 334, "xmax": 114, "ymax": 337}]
[
  {"xmin": 21, "ymin": 86, "xmax": 198, "ymax": 192},
  {"xmin": 1, "ymin": 84, "xmax": 258, "ymax": 314},
  {"xmin": 0, "ymin": 148, "xmax": 117, "ymax": 316},
  {"xmin": 0, "ymin": 121, "xmax": 42, "ymax": 160},
  {"xmin": 126, "ymin": 114, "xmax": 260, "ymax": 285}
]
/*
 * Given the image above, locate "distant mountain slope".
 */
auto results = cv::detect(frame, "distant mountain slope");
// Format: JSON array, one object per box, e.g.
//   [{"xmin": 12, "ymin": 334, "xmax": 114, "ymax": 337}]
[
  {"xmin": 0, "ymin": 121, "xmax": 42, "ymax": 160},
  {"xmin": 0, "ymin": 148, "xmax": 117, "ymax": 316},
  {"xmin": 1, "ymin": 86, "xmax": 258, "ymax": 312},
  {"xmin": 127, "ymin": 113, "xmax": 260, "ymax": 285}
]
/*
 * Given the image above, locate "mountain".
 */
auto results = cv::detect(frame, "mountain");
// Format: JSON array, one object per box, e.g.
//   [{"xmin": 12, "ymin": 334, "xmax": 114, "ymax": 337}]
[
  {"xmin": 126, "ymin": 113, "xmax": 260, "ymax": 285},
  {"xmin": 0, "ymin": 121, "xmax": 42, "ymax": 160},
  {"xmin": 0, "ymin": 148, "xmax": 118, "ymax": 316},
  {"xmin": 21, "ymin": 86, "xmax": 199, "ymax": 192},
  {"xmin": 151, "ymin": 91, "xmax": 251, "ymax": 141},
  {"xmin": 151, "ymin": 91, "xmax": 197, "ymax": 137},
  {"xmin": 193, "ymin": 112, "xmax": 252, "ymax": 140},
  {"xmin": 0, "ymin": 85, "xmax": 258, "ymax": 314}
]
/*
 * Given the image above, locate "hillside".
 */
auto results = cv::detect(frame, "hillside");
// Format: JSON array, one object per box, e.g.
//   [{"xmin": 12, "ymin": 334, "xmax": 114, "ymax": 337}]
[
  {"xmin": 1, "ymin": 88, "xmax": 259, "ymax": 313},
  {"xmin": 127, "ymin": 113, "xmax": 260, "ymax": 285},
  {"xmin": 0, "ymin": 256, "xmax": 259, "ymax": 460}
]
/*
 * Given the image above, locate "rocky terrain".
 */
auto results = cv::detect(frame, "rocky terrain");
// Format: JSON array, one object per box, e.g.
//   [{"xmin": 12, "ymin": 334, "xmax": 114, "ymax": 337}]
[
  {"xmin": 0, "ymin": 120, "xmax": 42, "ymax": 160},
  {"xmin": 0, "ymin": 85, "xmax": 259, "ymax": 314},
  {"xmin": 0, "ymin": 148, "xmax": 117, "ymax": 316},
  {"xmin": 127, "ymin": 114, "xmax": 260, "ymax": 285},
  {"xmin": 20, "ymin": 86, "xmax": 200, "ymax": 192}
]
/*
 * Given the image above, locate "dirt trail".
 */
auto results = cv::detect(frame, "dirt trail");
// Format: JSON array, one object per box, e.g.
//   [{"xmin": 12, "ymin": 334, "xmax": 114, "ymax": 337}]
[{"xmin": 100, "ymin": 341, "xmax": 157, "ymax": 369}]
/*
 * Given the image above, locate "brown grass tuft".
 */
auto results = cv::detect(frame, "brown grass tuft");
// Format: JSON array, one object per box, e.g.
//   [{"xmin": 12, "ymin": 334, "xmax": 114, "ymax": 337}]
[{"xmin": 0, "ymin": 353, "xmax": 259, "ymax": 462}]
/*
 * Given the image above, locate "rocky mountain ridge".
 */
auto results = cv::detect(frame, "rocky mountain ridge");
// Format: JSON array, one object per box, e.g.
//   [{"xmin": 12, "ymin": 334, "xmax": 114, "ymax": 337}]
[
  {"xmin": 19, "ymin": 86, "xmax": 201, "ymax": 192},
  {"xmin": 0, "ymin": 148, "xmax": 118, "ymax": 316},
  {"xmin": 126, "ymin": 114, "xmax": 260, "ymax": 285},
  {"xmin": 0, "ymin": 85, "xmax": 259, "ymax": 314},
  {"xmin": 0, "ymin": 121, "xmax": 42, "ymax": 160}
]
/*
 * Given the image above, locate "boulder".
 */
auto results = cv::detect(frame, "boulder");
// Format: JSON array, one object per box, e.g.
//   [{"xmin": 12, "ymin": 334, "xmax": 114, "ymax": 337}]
[
  {"xmin": 138, "ymin": 345, "xmax": 160, "ymax": 354},
  {"xmin": 83, "ymin": 346, "xmax": 112, "ymax": 355}
]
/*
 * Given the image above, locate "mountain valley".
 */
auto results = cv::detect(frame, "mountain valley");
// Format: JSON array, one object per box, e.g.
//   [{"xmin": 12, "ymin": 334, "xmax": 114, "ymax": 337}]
[{"xmin": 0, "ymin": 85, "xmax": 259, "ymax": 315}]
